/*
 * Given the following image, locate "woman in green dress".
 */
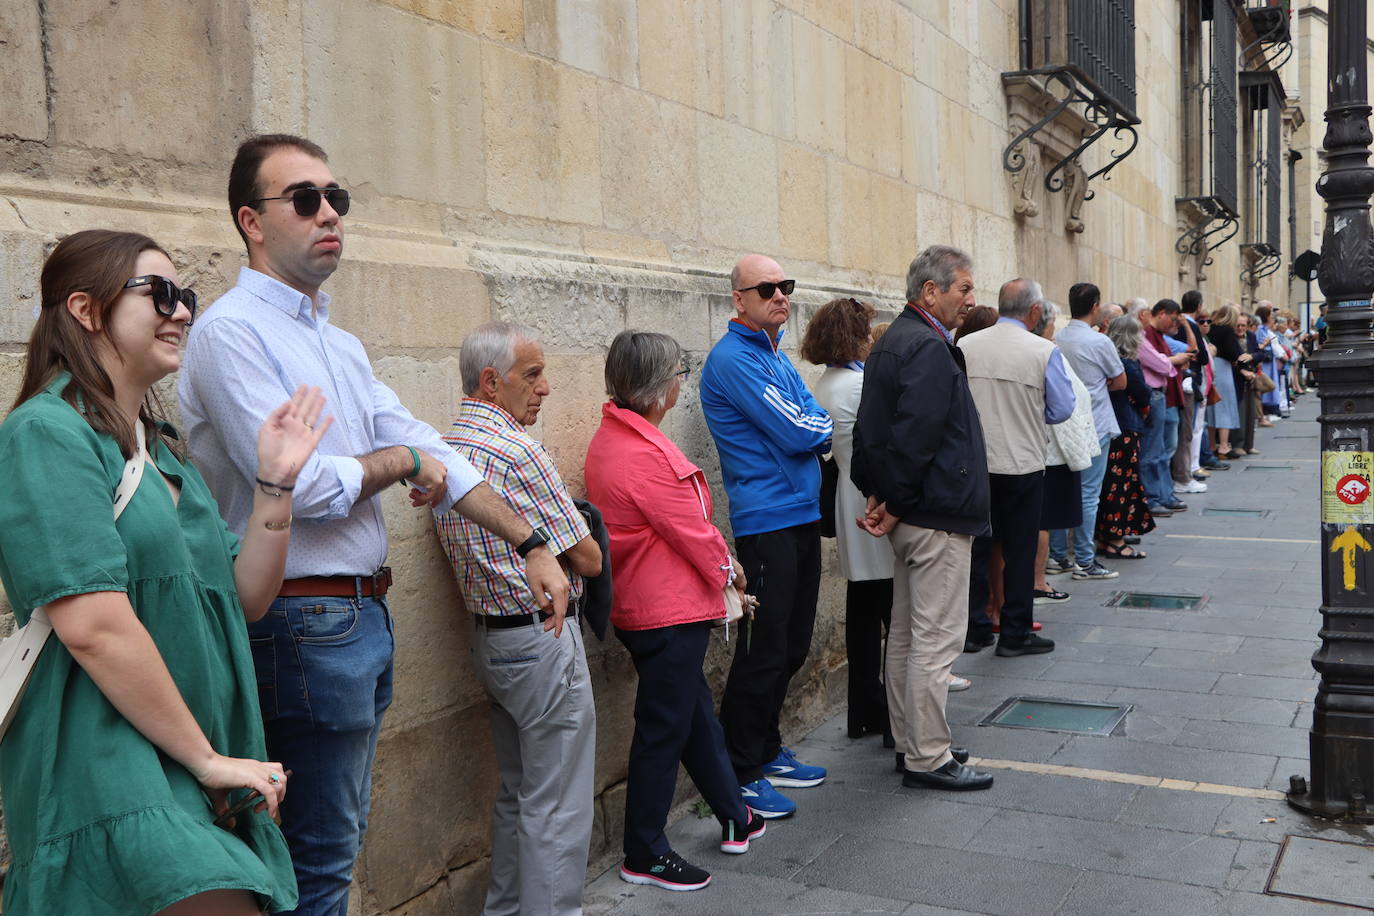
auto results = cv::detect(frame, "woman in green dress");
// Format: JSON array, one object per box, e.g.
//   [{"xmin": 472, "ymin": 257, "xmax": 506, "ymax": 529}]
[{"xmin": 0, "ymin": 229, "xmax": 330, "ymax": 914}]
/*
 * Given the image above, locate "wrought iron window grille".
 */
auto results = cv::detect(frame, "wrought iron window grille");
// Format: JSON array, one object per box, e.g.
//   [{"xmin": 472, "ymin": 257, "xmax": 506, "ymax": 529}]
[
  {"xmin": 1240, "ymin": 69, "xmax": 1285, "ymax": 285},
  {"xmin": 1243, "ymin": 0, "xmax": 1293, "ymax": 71},
  {"xmin": 1002, "ymin": 0, "xmax": 1139, "ymax": 230},
  {"xmin": 1177, "ymin": 0, "xmax": 1241, "ymax": 270}
]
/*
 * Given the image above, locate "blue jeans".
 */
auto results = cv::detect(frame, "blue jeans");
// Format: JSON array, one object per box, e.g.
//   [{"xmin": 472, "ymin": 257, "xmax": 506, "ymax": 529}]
[
  {"xmin": 1162, "ymin": 405, "xmax": 1180, "ymax": 488},
  {"xmin": 1139, "ymin": 389, "xmax": 1169, "ymax": 505},
  {"xmin": 1050, "ymin": 434, "xmax": 1112, "ymax": 568},
  {"xmin": 248, "ymin": 595, "xmax": 395, "ymax": 916}
]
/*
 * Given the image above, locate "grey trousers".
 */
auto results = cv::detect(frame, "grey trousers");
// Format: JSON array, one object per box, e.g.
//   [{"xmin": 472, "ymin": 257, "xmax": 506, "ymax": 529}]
[
  {"xmin": 472, "ymin": 619, "xmax": 596, "ymax": 916},
  {"xmin": 887, "ymin": 524, "xmax": 972, "ymax": 772}
]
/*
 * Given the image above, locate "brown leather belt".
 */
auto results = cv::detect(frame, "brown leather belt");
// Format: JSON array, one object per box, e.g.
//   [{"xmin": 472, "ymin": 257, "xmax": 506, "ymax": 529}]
[{"xmin": 278, "ymin": 567, "xmax": 393, "ymax": 598}]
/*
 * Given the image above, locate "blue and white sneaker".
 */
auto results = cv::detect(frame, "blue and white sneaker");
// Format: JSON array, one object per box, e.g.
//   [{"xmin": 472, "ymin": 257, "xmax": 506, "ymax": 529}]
[
  {"xmin": 739, "ymin": 778, "xmax": 796, "ymax": 819},
  {"xmin": 762, "ymin": 746, "xmax": 827, "ymax": 788}
]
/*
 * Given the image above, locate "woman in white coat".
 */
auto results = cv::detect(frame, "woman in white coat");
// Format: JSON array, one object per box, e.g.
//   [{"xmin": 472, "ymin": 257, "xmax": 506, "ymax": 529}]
[{"xmin": 802, "ymin": 299, "xmax": 900, "ymax": 743}]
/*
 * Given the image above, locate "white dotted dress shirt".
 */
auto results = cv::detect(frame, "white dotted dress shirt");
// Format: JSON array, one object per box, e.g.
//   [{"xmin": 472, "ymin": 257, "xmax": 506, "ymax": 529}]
[{"xmin": 178, "ymin": 267, "xmax": 484, "ymax": 578}]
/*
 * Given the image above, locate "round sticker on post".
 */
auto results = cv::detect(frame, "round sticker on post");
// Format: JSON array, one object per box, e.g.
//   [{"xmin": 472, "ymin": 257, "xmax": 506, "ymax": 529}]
[{"xmin": 1337, "ymin": 473, "xmax": 1371, "ymax": 507}]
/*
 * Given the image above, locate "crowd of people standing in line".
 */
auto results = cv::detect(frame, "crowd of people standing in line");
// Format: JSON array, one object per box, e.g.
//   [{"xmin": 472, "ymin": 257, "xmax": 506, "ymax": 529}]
[{"xmin": 0, "ymin": 128, "xmax": 1326, "ymax": 916}]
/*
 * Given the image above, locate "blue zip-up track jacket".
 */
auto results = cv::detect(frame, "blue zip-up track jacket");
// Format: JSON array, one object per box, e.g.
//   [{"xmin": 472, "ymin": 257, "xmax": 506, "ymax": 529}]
[{"xmin": 700, "ymin": 321, "xmax": 833, "ymax": 537}]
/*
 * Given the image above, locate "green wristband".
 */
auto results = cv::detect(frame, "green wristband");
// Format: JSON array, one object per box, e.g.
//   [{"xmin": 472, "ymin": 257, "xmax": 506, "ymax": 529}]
[{"xmin": 405, "ymin": 446, "xmax": 421, "ymax": 480}]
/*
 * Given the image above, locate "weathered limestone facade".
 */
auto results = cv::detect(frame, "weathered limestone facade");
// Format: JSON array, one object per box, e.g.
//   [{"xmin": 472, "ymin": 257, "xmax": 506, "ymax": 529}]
[{"xmin": 0, "ymin": 1, "xmax": 1326, "ymax": 912}]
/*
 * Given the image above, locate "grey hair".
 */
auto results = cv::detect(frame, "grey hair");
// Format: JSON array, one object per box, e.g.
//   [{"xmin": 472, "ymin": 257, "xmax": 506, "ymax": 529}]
[
  {"xmin": 1126, "ymin": 297, "xmax": 1150, "ymax": 319},
  {"xmin": 460, "ymin": 322, "xmax": 542, "ymax": 395},
  {"xmin": 905, "ymin": 245, "xmax": 973, "ymax": 302},
  {"xmin": 1033, "ymin": 300, "xmax": 1060, "ymax": 337},
  {"xmin": 999, "ymin": 278, "xmax": 1044, "ymax": 320},
  {"xmin": 605, "ymin": 330, "xmax": 684, "ymax": 415},
  {"xmin": 1107, "ymin": 314, "xmax": 1141, "ymax": 360}
]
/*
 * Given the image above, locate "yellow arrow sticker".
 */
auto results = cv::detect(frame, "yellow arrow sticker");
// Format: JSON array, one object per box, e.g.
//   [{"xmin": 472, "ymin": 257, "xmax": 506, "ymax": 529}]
[{"xmin": 1330, "ymin": 526, "xmax": 1372, "ymax": 591}]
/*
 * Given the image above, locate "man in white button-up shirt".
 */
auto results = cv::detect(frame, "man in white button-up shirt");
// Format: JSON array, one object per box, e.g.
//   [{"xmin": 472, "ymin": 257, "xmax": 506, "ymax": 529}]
[{"xmin": 180, "ymin": 134, "xmax": 569, "ymax": 916}]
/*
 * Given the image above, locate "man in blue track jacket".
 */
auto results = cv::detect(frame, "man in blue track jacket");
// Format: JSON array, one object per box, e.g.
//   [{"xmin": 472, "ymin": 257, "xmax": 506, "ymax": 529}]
[{"xmin": 700, "ymin": 254, "xmax": 833, "ymax": 819}]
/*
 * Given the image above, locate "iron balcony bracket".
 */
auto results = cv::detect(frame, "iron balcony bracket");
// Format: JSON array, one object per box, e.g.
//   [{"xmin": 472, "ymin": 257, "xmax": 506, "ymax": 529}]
[
  {"xmin": 1240, "ymin": 243, "xmax": 1283, "ymax": 284},
  {"xmin": 1176, "ymin": 196, "xmax": 1240, "ymax": 266},
  {"xmin": 1244, "ymin": 5, "xmax": 1294, "ymax": 72},
  {"xmin": 1002, "ymin": 67, "xmax": 1142, "ymax": 204}
]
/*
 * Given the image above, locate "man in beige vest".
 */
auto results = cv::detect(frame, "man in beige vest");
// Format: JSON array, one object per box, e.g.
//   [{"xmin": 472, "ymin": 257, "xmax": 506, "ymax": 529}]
[{"xmin": 957, "ymin": 278, "xmax": 1076, "ymax": 656}]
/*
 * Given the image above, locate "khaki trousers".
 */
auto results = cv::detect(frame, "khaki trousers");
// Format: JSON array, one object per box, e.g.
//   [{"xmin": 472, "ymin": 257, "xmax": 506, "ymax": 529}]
[{"xmin": 886, "ymin": 523, "xmax": 972, "ymax": 772}]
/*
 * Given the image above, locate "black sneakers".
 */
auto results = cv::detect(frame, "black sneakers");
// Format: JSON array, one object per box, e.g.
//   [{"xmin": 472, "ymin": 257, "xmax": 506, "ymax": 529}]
[
  {"xmin": 619, "ymin": 850, "xmax": 711, "ymax": 892},
  {"xmin": 719, "ymin": 807, "xmax": 767, "ymax": 854}
]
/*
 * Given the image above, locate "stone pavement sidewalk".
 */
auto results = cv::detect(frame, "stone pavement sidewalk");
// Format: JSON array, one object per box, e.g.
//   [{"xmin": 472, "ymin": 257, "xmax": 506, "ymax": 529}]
[{"xmin": 585, "ymin": 393, "xmax": 1374, "ymax": 915}]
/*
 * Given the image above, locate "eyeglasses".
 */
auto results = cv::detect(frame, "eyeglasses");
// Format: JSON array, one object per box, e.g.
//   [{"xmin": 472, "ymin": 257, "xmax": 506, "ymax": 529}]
[
  {"xmin": 1198, "ymin": 319, "xmax": 1212, "ymax": 325},
  {"xmin": 124, "ymin": 275, "xmax": 198, "ymax": 325},
  {"xmin": 735, "ymin": 279, "xmax": 795, "ymax": 299},
  {"xmin": 673, "ymin": 367, "xmax": 691, "ymax": 380},
  {"xmin": 247, "ymin": 186, "xmax": 351, "ymax": 218}
]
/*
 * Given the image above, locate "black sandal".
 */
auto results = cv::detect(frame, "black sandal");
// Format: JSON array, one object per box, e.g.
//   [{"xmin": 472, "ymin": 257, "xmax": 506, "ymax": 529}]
[{"xmin": 1100, "ymin": 542, "xmax": 1147, "ymax": 559}]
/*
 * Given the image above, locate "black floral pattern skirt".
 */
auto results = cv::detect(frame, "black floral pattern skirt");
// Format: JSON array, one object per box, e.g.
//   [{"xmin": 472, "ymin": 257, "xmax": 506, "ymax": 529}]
[{"xmin": 1095, "ymin": 432, "xmax": 1156, "ymax": 540}]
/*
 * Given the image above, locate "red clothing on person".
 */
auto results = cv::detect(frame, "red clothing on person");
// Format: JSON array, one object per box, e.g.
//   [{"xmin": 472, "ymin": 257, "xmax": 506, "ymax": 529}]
[
  {"xmin": 1142, "ymin": 324, "xmax": 1184, "ymax": 408},
  {"xmin": 584, "ymin": 401, "xmax": 732, "ymax": 631}
]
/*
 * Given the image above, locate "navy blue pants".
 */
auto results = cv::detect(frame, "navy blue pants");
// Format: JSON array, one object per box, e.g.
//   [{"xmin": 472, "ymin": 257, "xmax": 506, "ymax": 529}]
[
  {"xmin": 968, "ymin": 471, "xmax": 1044, "ymax": 641},
  {"xmin": 617, "ymin": 621, "xmax": 749, "ymax": 859},
  {"xmin": 720, "ymin": 522, "xmax": 822, "ymax": 783}
]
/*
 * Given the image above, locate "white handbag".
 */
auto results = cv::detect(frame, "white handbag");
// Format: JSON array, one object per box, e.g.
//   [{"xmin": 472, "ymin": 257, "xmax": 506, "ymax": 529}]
[{"xmin": 0, "ymin": 422, "xmax": 147, "ymax": 741}]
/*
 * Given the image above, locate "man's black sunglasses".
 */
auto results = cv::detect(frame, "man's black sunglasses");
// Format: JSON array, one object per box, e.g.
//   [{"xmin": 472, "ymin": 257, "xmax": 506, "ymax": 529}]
[
  {"xmin": 124, "ymin": 275, "xmax": 198, "ymax": 325},
  {"xmin": 735, "ymin": 279, "xmax": 795, "ymax": 299},
  {"xmin": 248, "ymin": 186, "xmax": 351, "ymax": 218}
]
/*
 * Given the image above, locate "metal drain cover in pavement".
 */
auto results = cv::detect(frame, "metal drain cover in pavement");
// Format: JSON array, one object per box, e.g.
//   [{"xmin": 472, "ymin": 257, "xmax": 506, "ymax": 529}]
[
  {"xmin": 979, "ymin": 697, "xmax": 1130, "ymax": 736},
  {"xmin": 1267, "ymin": 835, "xmax": 1374, "ymax": 909},
  {"xmin": 1201, "ymin": 507, "xmax": 1269, "ymax": 518},
  {"xmin": 1244, "ymin": 464, "xmax": 1295, "ymax": 471},
  {"xmin": 1106, "ymin": 591, "xmax": 1207, "ymax": 610}
]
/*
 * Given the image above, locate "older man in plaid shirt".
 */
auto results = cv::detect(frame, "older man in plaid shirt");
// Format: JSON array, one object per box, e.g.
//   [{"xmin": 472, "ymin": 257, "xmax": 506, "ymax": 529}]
[{"xmin": 435, "ymin": 322, "xmax": 602, "ymax": 916}]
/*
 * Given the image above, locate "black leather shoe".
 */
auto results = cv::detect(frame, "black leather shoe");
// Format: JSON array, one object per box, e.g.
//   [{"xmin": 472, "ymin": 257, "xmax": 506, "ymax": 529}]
[
  {"xmin": 995, "ymin": 633, "xmax": 1056, "ymax": 657},
  {"xmin": 894, "ymin": 747, "xmax": 967, "ymax": 772},
  {"xmin": 1123, "ymin": 536, "xmax": 1141, "ymax": 545},
  {"xmin": 902, "ymin": 758, "xmax": 993, "ymax": 791},
  {"xmin": 964, "ymin": 631, "xmax": 995, "ymax": 653}
]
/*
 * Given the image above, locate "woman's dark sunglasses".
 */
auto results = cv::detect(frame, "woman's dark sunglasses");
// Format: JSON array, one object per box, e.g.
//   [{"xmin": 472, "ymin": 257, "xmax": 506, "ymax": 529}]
[
  {"xmin": 735, "ymin": 279, "xmax": 796, "ymax": 299},
  {"xmin": 124, "ymin": 275, "xmax": 198, "ymax": 325},
  {"xmin": 248, "ymin": 186, "xmax": 351, "ymax": 218}
]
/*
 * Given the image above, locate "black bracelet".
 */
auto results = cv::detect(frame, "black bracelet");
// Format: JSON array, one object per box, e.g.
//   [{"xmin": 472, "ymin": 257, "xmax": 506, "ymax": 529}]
[{"xmin": 256, "ymin": 476, "xmax": 295, "ymax": 497}]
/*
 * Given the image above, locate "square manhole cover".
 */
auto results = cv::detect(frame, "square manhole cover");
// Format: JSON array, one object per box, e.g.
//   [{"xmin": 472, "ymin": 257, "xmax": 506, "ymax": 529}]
[
  {"xmin": 1244, "ymin": 464, "xmax": 1296, "ymax": 471},
  {"xmin": 1106, "ymin": 591, "xmax": 1207, "ymax": 610},
  {"xmin": 1201, "ymin": 507, "xmax": 1269, "ymax": 518},
  {"xmin": 979, "ymin": 696, "xmax": 1130, "ymax": 736},
  {"xmin": 1267, "ymin": 835, "xmax": 1374, "ymax": 909}
]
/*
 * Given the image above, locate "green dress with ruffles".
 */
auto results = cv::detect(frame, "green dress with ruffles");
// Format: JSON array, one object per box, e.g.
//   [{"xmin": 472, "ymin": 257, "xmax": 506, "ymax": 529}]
[{"xmin": 0, "ymin": 374, "xmax": 297, "ymax": 915}]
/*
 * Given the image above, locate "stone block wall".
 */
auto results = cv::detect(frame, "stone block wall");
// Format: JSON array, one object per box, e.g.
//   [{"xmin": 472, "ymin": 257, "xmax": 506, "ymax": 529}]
[{"xmin": 0, "ymin": 1, "xmax": 1305, "ymax": 911}]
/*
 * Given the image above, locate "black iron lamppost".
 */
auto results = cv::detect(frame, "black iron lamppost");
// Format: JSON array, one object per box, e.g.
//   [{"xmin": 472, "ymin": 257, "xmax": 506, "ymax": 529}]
[{"xmin": 1287, "ymin": 0, "xmax": 1374, "ymax": 823}]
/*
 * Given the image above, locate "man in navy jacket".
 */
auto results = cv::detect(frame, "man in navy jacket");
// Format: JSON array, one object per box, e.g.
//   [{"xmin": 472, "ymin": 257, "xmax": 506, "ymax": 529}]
[
  {"xmin": 852, "ymin": 245, "xmax": 996, "ymax": 792},
  {"xmin": 700, "ymin": 254, "xmax": 833, "ymax": 819}
]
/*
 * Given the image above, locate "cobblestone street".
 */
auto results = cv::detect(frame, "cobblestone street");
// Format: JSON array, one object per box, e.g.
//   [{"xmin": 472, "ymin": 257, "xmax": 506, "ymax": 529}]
[{"xmin": 587, "ymin": 393, "xmax": 1374, "ymax": 915}]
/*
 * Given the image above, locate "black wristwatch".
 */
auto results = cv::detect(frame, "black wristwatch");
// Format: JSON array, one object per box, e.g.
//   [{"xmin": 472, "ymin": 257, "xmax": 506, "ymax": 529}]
[{"xmin": 515, "ymin": 526, "xmax": 551, "ymax": 558}]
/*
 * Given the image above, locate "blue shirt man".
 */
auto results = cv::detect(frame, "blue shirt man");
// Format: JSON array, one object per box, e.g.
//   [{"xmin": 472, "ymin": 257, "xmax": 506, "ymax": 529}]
[
  {"xmin": 180, "ymin": 134, "xmax": 569, "ymax": 916},
  {"xmin": 1049, "ymin": 283, "xmax": 1127, "ymax": 581},
  {"xmin": 699, "ymin": 253, "xmax": 832, "ymax": 819}
]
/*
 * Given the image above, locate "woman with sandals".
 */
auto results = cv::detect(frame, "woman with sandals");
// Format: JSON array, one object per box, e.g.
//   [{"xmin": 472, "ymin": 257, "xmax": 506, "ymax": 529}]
[{"xmin": 0, "ymin": 230, "xmax": 327, "ymax": 915}]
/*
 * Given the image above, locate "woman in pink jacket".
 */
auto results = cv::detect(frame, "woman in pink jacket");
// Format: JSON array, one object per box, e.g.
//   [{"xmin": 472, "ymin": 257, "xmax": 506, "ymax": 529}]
[{"xmin": 585, "ymin": 330, "xmax": 766, "ymax": 894}]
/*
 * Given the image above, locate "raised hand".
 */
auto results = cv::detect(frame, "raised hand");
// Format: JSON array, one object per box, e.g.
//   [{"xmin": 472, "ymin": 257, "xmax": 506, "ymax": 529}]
[{"xmin": 257, "ymin": 386, "xmax": 332, "ymax": 487}]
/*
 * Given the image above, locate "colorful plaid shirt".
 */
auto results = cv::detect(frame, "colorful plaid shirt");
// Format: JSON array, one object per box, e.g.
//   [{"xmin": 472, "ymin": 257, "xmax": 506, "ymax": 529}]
[{"xmin": 436, "ymin": 398, "xmax": 588, "ymax": 616}]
